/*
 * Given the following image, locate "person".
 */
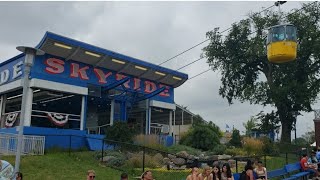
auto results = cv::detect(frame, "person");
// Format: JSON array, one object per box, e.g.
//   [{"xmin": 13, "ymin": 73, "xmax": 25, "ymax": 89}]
[
  {"xmin": 316, "ymin": 147, "xmax": 320, "ymax": 162},
  {"xmin": 254, "ymin": 161, "xmax": 267, "ymax": 180},
  {"xmin": 187, "ymin": 167, "xmax": 200, "ymax": 180},
  {"xmin": 308, "ymin": 151, "xmax": 320, "ymax": 171},
  {"xmin": 300, "ymin": 154, "xmax": 319, "ymax": 178},
  {"xmin": 141, "ymin": 170, "xmax": 153, "ymax": 180},
  {"xmin": 120, "ymin": 172, "xmax": 128, "ymax": 180},
  {"xmin": 212, "ymin": 165, "xmax": 221, "ymax": 180},
  {"xmin": 0, "ymin": 160, "xmax": 14, "ymax": 180},
  {"xmin": 87, "ymin": 169, "xmax": 96, "ymax": 180},
  {"xmin": 221, "ymin": 163, "xmax": 233, "ymax": 180},
  {"xmin": 198, "ymin": 165, "xmax": 213, "ymax": 180},
  {"xmin": 245, "ymin": 160, "xmax": 255, "ymax": 180},
  {"xmin": 15, "ymin": 172, "xmax": 23, "ymax": 180}
]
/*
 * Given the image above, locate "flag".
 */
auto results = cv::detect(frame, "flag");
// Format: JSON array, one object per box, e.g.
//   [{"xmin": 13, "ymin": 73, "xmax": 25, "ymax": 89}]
[{"xmin": 226, "ymin": 124, "xmax": 230, "ymax": 129}]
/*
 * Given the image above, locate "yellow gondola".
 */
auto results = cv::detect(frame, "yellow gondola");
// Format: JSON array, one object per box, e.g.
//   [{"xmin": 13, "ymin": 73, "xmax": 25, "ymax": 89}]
[{"xmin": 266, "ymin": 24, "xmax": 297, "ymax": 63}]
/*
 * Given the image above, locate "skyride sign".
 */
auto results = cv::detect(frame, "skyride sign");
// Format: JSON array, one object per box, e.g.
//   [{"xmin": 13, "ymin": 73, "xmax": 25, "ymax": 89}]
[{"xmin": 30, "ymin": 55, "xmax": 174, "ymax": 102}]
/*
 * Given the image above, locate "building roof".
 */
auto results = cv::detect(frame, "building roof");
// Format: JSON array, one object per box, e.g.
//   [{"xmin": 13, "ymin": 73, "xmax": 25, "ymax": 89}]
[{"xmin": 33, "ymin": 32, "xmax": 188, "ymax": 88}]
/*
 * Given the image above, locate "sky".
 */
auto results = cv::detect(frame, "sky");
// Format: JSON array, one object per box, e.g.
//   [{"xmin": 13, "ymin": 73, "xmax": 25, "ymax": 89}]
[{"xmin": 0, "ymin": 1, "xmax": 317, "ymax": 139}]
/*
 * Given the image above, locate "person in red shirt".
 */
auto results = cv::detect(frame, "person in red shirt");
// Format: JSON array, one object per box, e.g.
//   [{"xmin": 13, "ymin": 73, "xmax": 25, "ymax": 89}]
[{"xmin": 300, "ymin": 154, "xmax": 319, "ymax": 177}]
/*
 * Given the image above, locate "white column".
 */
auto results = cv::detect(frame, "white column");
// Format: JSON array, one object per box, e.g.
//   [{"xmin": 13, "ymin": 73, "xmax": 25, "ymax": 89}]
[
  {"xmin": 110, "ymin": 99, "xmax": 115, "ymax": 126},
  {"xmin": 80, "ymin": 96, "xmax": 86, "ymax": 130},
  {"xmin": 169, "ymin": 110, "xmax": 173, "ymax": 136},
  {"xmin": 173, "ymin": 110, "xmax": 176, "ymax": 137},
  {"xmin": 24, "ymin": 89, "xmax": 33, "ymax": 126},
  {"xmin": 0, "ymin": 95, "xmax": 5, "ymax": 128},
  {"xmin": 148, "ymin": 107, "xmax": 151, "ymax": 135}
]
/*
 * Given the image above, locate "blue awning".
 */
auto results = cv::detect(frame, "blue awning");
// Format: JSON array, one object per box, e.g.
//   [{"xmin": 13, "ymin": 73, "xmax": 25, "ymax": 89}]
[{"xmin": 35, "ymin": 32, "xmax": 188, "ymax": 88}]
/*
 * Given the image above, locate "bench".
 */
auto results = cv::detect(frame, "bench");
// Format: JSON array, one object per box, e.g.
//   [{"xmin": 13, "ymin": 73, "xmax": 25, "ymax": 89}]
[
  {"xmin": 267, "ymin": 168, "xmax": 287, "ymax": 179},
  {"xmin": 284, "ymin": 162, "xmax": 310, "ymax": 180}
]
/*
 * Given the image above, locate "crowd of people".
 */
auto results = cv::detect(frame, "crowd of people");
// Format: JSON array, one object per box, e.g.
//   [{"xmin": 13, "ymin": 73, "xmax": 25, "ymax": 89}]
[
  {"xmin": 300, "ymin": 148, "xmax": 320, "ymax": 179},
  {"xmin": 186, "ymin": 160, "xmax": 267, "ymax": 180}
]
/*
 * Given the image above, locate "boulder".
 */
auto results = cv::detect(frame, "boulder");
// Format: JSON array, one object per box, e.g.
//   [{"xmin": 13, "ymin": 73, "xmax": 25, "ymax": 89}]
[
  {"xmin": 176, "ymin": 151, "xmax": 189, "ymax": 158},
  {"xmin": 168, "ymin": 154, "xmax": 176, "ymax": 159},
  {"xmin": 172, "ymin": 157, "xmax": 186, "ymax": 166},
  {"xmin": 218, "ymin": 154, "xmax": 232, "ymax": 160},
  {"xmin": 100, "ymin": 156, "xmax": 116, "ymax": 162},
  {"xmin": 163, "ymin": 157, "xmax": 171, "ymax": 165}
]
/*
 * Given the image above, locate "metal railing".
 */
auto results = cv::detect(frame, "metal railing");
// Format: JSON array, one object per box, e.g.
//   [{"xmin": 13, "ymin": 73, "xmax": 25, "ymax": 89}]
[
  {"xmin": 0, "ymin": 133, "xmax": 45, "ymax": 155},
  {"xmin": 86, "ymin": 123, "xmax": 111, "ymax": 135}
]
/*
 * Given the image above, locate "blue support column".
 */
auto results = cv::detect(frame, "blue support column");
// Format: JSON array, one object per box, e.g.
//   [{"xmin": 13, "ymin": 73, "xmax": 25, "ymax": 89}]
[{"xmin": 120, "ymin": 101, "xmax": 127, "ymax": 122}]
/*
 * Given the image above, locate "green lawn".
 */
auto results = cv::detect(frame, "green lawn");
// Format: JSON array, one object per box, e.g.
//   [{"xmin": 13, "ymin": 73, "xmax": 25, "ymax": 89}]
[
  {"xmin": 2, "ymin": 151, "xmax": 188, "ymax": 180},
  {"xmin": 1, "ymin": 151, "xmax": 299, "ymax": 180}
]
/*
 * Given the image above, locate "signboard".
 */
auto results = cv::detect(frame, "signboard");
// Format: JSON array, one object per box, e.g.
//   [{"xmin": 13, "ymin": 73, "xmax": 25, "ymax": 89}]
[{"xmin": 31, "ymin": 55, "xmax": 174, "ymax": 103}]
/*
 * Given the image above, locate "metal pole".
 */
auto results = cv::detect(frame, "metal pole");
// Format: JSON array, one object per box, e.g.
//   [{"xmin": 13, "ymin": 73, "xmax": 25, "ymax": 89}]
[
  {"xmin": 14, "ymin": 46, "xmax": 44, "ymax": 173},
  {"xmin": 142, "ymin": 146, "xmax": 145, "ymax": 173}
]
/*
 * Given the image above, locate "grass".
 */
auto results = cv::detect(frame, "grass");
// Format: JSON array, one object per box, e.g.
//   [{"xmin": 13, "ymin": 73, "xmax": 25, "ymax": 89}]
[
  {"xmin": 2, "ymin": 151, "xmax": 188, "ymax": 180},
  {"xmin": 1, "ymin": 151, "xmax": 300, "ymax": 179}
]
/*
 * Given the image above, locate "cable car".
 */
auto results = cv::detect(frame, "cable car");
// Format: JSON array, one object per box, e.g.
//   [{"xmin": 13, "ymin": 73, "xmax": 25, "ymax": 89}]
[{"xmin": 266, "ymin": 24, "xmax": 298, "ymax": 63}]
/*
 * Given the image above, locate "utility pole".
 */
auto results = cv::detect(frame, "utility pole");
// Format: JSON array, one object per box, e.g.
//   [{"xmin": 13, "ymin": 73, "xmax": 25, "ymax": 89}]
[{"xmin": 14, "ymin": 46, "xmax": 44, "ymax": 173}]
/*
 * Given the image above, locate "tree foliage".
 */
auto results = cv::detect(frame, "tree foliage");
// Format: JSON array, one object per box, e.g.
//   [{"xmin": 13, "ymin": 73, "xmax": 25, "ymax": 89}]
[
  {"xmin": 203, "ymin": 2, "xmax": 320, "ymax": 143},
  {"xmin": 180, "ymin": 122, "xmax": 221, "ymax": 151},
  {"xmin": 229, "ymin": 129, "xmax": 242, "ymax": 147},
  {"xmin": 243, "ymin": 116, "xmax": 258, "ymax": 136},
  {"xmin": 255, "ymin": 111, "xmax": 281, "ymax": 134}
]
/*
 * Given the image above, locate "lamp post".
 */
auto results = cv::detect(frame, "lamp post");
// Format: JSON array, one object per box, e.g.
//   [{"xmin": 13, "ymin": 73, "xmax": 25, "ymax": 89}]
[{"xmin": 14, "ymin": 46, "xmax": 44, "ymax": 173}]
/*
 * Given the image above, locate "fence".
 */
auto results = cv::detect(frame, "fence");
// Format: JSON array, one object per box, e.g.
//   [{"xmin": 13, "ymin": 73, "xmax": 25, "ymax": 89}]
[
  {"xmin": 41, "ymin": 134, "xmax": 309, "ymax": 179},
  {"xmin": 0, "ymin": 133, "xmax": 45, "ymax": 155}
]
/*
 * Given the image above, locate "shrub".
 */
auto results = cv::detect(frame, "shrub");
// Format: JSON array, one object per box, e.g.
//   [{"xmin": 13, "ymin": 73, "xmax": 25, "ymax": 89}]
[
  {"xmin": 228, "ymin": 129, "xmax": 242, "ymax": 147},
  {"xmin": 179, "ymin": 123, "xmax": 221, "ymax": 151},
  {"xmin": 125, "ymin": 153, "xmax": 160, "ymax": 168},
  {"xmin": 166, "ymin": 145, "xmax": 202, "ymax": 156},
  {"xmin": 242, "ymin": 137, "xmax": 264, "ymax": 156},
  {"xmin": 211, "ymin": 144, "xmax": 227, "ymax": 154},
  {"xmin": 105, "ymin": 121, "xmax": 136, "ymax": 143},
  {"xmin": 225, "ymin": 147, "xmax": 246, "ymax": 156},
  {"xmin": 260, "ymin": 137, "xmax": 280, "ymax": 156}
]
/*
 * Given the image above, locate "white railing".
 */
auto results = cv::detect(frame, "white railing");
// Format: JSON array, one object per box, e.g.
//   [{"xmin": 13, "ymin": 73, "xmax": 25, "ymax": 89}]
[
  {"xmin": 86, "ymin": 123, "xmax": 111, "ymax": 135},
  {"xmin": 0, "ymin": 133, "xmax": 45, "ymax": 155}
]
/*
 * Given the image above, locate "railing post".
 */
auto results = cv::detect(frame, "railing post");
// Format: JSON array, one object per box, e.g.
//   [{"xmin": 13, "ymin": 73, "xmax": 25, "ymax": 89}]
[
  {"xmin": 236, "ymin": 158, "xmax": 238, "ymax": 173},
  {"xmin": 69, "ymin": 135, "xmax": 71, "ymax": 156},
  {"xmin": 264, "ymin": 155, "xmax": 267, "ymax": 168},
  {"xmin": 101, "ymin": 138, "xmax": 104, "ymax": 162},
  {"xmin": 142, "ymin": 146, "xmax": 145, "ymax": 173},
  {"xmin": 286, "ymin": 152, "xmax": 288, "ymax": 164}
]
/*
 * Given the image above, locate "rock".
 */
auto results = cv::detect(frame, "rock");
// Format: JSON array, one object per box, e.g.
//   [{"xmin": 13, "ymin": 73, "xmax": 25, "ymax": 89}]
[
  {"xmin": 153, "ymin": 153, "xmax": 164, "ymax": 163},
  {"xmin": 168, "ymin": 154, "xmax": 176, "ymax": 159},
  {"xmin": 208, "ymin": 155, "xmax": 219, "ymax": 161},
  {"xmin": 126, "ymin": 152, "xmax": 134, "ymax": 159},
  {"xmin": 100, "ymin": 156, "xmax": 116, "ymax": 162},
  {"xmin": 176, "ymin": 151, "xmax": 189, "ymax": 158},
  {"xmin": 163, "ymin": 157, "xmax": 171, "ymax": 165},
  {"xmin": 172, "ymin": 157, "xmax": 186, "ymax": 166},
  {"xmin": 188, "ymin": 154, "xmax": 196, "ymax": 160},
  {"xmin": 218, "ymin": 154, "xmax": 232, "ymax": 160}
]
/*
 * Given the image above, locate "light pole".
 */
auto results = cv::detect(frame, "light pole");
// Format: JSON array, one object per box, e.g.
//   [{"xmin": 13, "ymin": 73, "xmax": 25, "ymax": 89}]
[{"xmin": 14, "ymin": 46, "xmax": 44, "ymax": 173}]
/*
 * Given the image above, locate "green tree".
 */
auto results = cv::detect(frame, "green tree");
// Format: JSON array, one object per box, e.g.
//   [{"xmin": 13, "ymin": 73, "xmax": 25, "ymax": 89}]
[
  {"xmin": 203, "ymin": 2, "xmax": 320, "ymax": 143},
  {"xmin": 243, "ymin": 116, "xmax": 257, "ymax": 136},
  {"xmin": 229, "ymin": 129, "xmax": 242, "ymax": 147},
  {"xmin": 180, "ymin": 123, "xmax": 221, "ymax": 151},
  {"xmin": 301, "ymin": 130, "xmax": 315, "ymax": 144},
  {"xmin": 256, "ymin": 111, "xmax": 280, "ymax": 134}
]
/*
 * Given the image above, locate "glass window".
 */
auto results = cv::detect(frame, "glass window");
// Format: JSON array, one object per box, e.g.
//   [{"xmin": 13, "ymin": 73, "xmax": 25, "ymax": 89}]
[
  {"xmin": 267, "ymin": 29, "xmax": 272, "ymax": 44},
  {"xmin": 272, "ymin": 26, "xmax": 285, "ymax": 42},
  {"xmin": 286, "ymin": 25, "xmax": 297, "ymax": 41}
]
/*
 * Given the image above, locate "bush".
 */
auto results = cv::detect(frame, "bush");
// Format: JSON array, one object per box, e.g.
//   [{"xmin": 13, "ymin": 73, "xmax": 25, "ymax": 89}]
[
  {"xmin": 225, "ymin": 148, "xmax": 246, "ymax": 156},
  {"xmin": 242, "ymin": 137, "xmax": 264, "ymax": 156},
  {"xmin": 228, "ymin": 129, "xmax": 242, "ymax": 147},
  {"xmin": 211, "ymin": 144, "xmax": 227, "ymax": 155},
  {"xmin": 166, "ymin": 144, "xmax": 202, "ymax": 156},
  {"xmin": 125, "ymin": 153, "xmax": 160, "ymax": 168},
  {"xmin": 260, "ymin": 137, "xmax": 280, "ymax": 156},
  {"xmin": 105, "ymin": 122, "xmax": 136, "ymax": 143},
  {"xmin": 180, "ymin": 123, "xmax": 221, "ymax": 151}
]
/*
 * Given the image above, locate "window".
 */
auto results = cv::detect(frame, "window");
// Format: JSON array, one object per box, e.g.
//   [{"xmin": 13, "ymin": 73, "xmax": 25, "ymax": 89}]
[
  {"xmin": 272, "ymin": 26, "xmax": 285, "ymax": 42},
  {"xmin": 286, "ymin": 25, "xmax": 297, "ymax": 41}
]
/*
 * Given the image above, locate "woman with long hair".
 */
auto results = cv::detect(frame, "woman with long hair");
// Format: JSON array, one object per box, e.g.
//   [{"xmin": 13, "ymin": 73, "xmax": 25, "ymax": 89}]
[
  {"xmin": 244, "ymin": 160, "xmax": 255, "ymax": 180},
  {"xmin": 212, "ymin": 165, "xmax": 221, "ymax": 180},
  {"xmin": 198, "ymin": 165, "xmax": 213, "ymax": 180},
  {"xmin": 221, "ymin": 163, "xmax": 233, "ymax": 180},
  {"xmin": 187, "ymin": 167, "xmax": 200, "ymax": 180}
]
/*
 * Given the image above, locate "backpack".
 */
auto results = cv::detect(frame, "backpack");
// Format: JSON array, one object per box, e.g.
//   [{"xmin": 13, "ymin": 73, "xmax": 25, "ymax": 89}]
[{"xmin": 240, "ymin": 171, "xmax": 248, "ymax": 180}]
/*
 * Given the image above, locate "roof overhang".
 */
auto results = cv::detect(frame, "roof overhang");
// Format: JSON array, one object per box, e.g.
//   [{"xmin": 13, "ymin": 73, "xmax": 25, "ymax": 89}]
[{"xmin": 35, "ymin": 32, "xmax": 188, "ymax": 88}]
